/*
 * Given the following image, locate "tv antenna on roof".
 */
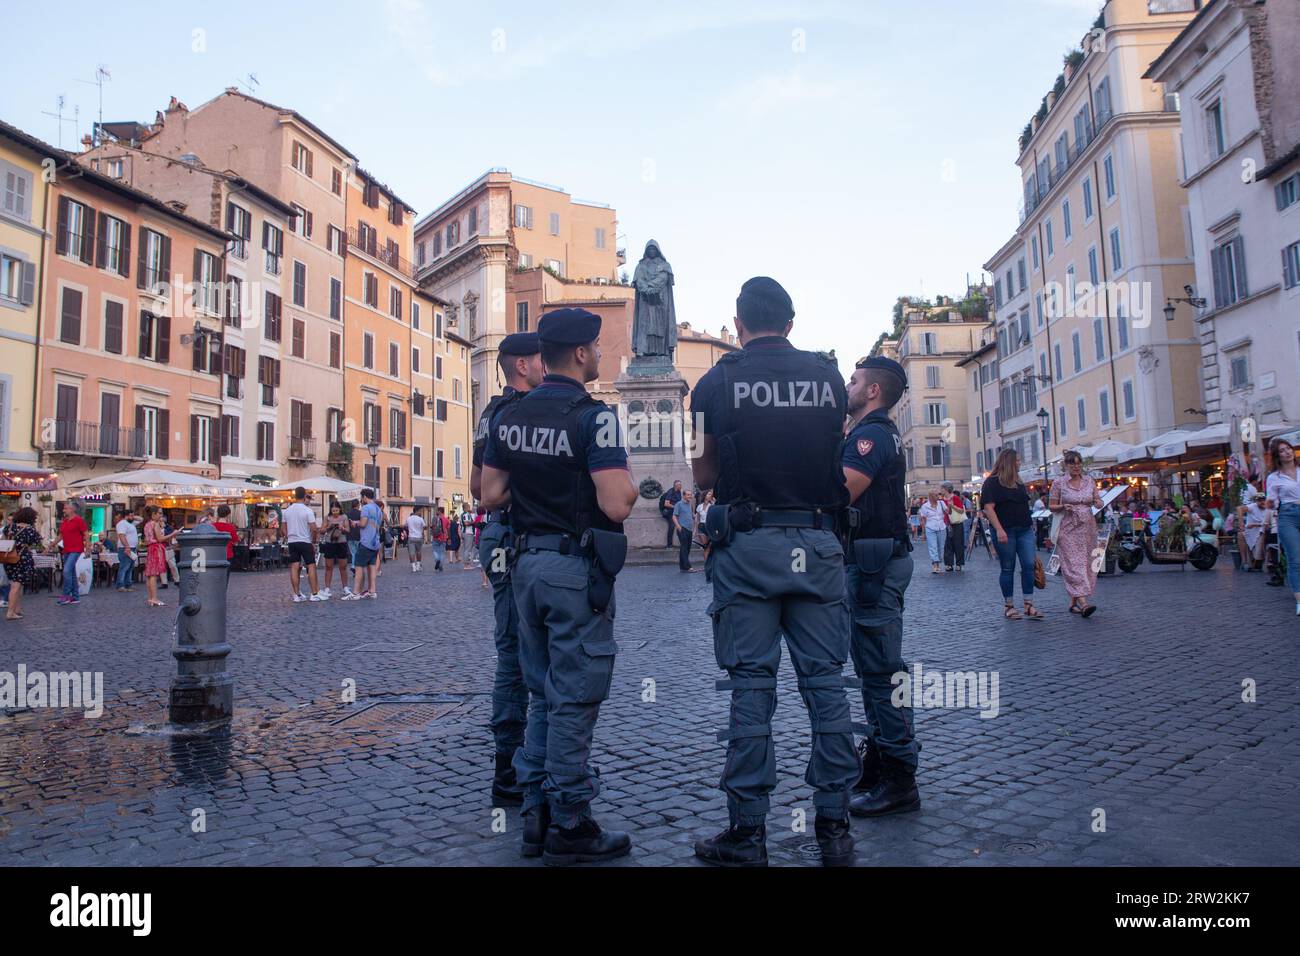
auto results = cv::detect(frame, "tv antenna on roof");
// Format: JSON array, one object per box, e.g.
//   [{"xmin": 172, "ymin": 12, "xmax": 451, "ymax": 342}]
[
  {"xmin": 237, "ymin": 73, "xmax": 260, "ymax": 93},
  {"xmin": 41, "ymin": 96, "xmax": 80, "ymax": 148},
  {"xmin": 76, "ymin": 65, "xmax": 111, "ymax": 146}
]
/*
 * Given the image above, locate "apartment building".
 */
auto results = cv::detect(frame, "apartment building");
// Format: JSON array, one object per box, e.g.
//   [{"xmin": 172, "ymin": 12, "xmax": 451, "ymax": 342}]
[
  {"xmin": 35, "ymin": 140, "xmax": 231, "ymax": 494},
  {"xmin": 1146, "ymin": 0, "xmax": 1300, "ymax": 428},
  {"xmin": 986, "ymin": 0, "xmax": 1207, "ymax": 476},
  {"xmin": 345, "ymin": 167, "xmax": 417, "ymax": 506},
  {"xmin": 955, "ymin": 322, "xmax": 1003, "ymax": 478},
  {"xmin": 0, "ymin": 121, "xmax": 50, "ymax": 492},
  {"xmin": 127, "ymin": 91, "xmax": 351, "ymax": 486},
  {"xmin": 985, "ymin": 234, "xmax": 1048, "ymax": 475},
  {"xmin": 887, "ymin": 305, "xmax": 989, "ymax": 493},
  {"xmin": 433, "ymin": 326, "xmax": 474, "ymax": 511},
  {"xmin": 78, "ymin": 140, "xmax": 295, "ymax": 485},
  {"xmin": 414, "ymin": 169, "xmax": 622, "ymax": 416}
]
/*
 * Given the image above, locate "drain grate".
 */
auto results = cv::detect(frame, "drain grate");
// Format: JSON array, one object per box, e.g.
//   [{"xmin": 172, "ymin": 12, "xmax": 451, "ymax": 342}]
[
  {"xmin": 332, "ymin": 699, "xmax": 468, "ymax": 730},
  {"xmin": 349, "ymin": 642, "xmax": 425, "ymax": 653},
  {"xmin": 1002, "ymin": 840, "xmax": 1049, "ymax": 855}
]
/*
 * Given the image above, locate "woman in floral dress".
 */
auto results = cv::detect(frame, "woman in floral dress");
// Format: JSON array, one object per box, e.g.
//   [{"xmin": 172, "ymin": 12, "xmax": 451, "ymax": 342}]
[
  {"xmin": 4, "ymin": 507, "xmax": 43, "ymax": 621},
  {"xmin": 1049, "ymin": 450, "xmax": 1104, "ymax": 617}
]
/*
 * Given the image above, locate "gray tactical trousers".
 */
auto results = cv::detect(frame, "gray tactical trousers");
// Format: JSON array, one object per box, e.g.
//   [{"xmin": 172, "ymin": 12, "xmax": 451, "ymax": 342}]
[
  {"xmin": 479, "ymin": 522, "xmax": 528, "ymax": 756},
  {"xmin": 707, "ymin": 526, "xmax": 861, "ymax": 826},
  {"xmin": 510, "ymin": 549, "xmax": 617, "ymax": 829}
]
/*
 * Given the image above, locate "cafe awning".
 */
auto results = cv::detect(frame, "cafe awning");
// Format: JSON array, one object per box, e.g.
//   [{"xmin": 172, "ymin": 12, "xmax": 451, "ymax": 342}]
[
  {"xmin": 0, "ymin": 469, "xmax": 59, "ymax": 493},
  {"xmin": 64, "ymin": 468, "xmax": 256, "ymax": 497},
  {"xmin": 277, "ymin": 473, "xmax": 363, "ymax": 497}
]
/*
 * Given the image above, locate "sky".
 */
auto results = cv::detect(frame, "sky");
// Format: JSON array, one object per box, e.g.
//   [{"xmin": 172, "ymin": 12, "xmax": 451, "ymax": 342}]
[{"xmin": 0, "ymin": 0, "xmax": 1106, "ymax": 368}]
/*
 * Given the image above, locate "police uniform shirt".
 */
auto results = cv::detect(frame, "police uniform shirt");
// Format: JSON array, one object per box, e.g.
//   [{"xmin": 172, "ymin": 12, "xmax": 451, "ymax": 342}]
[
  {"xmin": 473, "ymin": 386, "xmax": 520, "ymax": 470},
  {"xmin": 843, "ymin": 409, "xmax": 907, "ymax": 538},
  {"xmin": 482, "ymin": 374, "xmax": 629, "ymax": 522}
]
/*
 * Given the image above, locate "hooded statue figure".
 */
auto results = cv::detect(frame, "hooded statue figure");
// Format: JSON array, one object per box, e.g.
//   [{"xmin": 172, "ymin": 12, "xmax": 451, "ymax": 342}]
[{"xmin": 631, "ymin": 240, "xmax": 676, "ymax": 360}]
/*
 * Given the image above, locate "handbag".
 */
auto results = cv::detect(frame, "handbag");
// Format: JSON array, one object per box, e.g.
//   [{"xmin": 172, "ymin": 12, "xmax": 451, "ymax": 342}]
[
  {"xmin": 0, "ymin": 540, "xmax": 19, "ymax": 565},
  {"xmin": 948, "ymin": 498, "xmax": 966, "ymax": 525},
  {"xmin": 1033, "ymin": 556, "xmax": 1047, "ymax": 589}
]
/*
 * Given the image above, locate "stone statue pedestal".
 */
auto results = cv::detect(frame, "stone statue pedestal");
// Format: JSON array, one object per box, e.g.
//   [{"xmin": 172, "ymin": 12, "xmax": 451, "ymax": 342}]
[{"xmin": 615, "ymin": 362, "xmax": 693, "ymax": 550}]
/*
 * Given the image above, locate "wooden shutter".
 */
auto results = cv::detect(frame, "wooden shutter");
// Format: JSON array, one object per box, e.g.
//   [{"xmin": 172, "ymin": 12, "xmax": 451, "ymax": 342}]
[
  {"xmin": 160, "ymin": 234, "xmax": 171, "ymax": 281},
  {"xmin": 119, "ymin": 223, "xmax": 131, "ymax": 278},
  {"xmin": 306, "ymin": 211, "xmax": 313, "ymax": 237},
  {"xmin": 157, "ymin": 408, "xmax": 170, "ymax": 459},
  {"xmin": 190, "ymin": 415, "xmax": 199, "ymax": 462},
  {"xmin": 192, "ymin": 249, "xmax": 202, "ymax": 311},
  {"xmin": 306, "ymin": 151, "xmax": 313, "ymax": 178},
  {"xmin": 193, "ymin": 333, "xmax": 204, "ymax": 371},
  {"xmin": 19, "ymin": 261, "xmax": 35, "ymax": 305},
  {"xmin": 273, "ymin": 358, "xmax": 281, "ymax": 387},
  {"xmin": 136, "ymin": 229, "xmax": 148, "ymax": 289},
  {"xmin": 80, "ymin": 207, "xmax": 96, "ymax": 265},
  {"xmin": 60, "ymin": 288, "xmax": 82, "ymax": 344},
  {"xmin": 209, "ymin": 335, "xmax": 223, "ymax": 376},
  {"xmin": 55, "ymin": 196, "xmax": 69, "ymax": 255},
  {"xmin": 104, "ymin": 301, "xmax": 123, "ymax": 353},
  {"xmin": 139, "ymin": 310, "xmax": 152, "ymax": 357},
  {"xmin": 157, "ymin": 314, "xmax": 171, "ymax": 364},
  {"xmin": 302, "ymin": 403, "xmax": 312, "ymax": 440},
  {"xmin": 208, "ymin": 416, "xmax": 219, "ymax": 465},
  {"xmin": 95, "ymin": 211, "xmax": 108, "ymax": 268}
]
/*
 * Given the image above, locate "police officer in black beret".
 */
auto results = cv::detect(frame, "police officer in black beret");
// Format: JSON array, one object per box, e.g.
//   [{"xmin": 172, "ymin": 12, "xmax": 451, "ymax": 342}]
[
  {"xmin": 841, "ymin": 356, "xmax": 920, "ymax": 817},
  {"xmin": 471, "ymin": 332, "xmax": 544, "ymax": 805},
  {"xmin": 690, "ymin": 277, "xmax": 861, "ymax": 867},
  {"xmin": 480, "ymin": 308, "xmax": 638, "ymax": 865}
]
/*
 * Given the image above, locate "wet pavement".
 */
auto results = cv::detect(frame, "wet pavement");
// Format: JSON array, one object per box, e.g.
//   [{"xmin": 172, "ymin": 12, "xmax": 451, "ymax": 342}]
[{"xmin": 1, "ymin": 547, "xmax": 1297, "ymax": 866}]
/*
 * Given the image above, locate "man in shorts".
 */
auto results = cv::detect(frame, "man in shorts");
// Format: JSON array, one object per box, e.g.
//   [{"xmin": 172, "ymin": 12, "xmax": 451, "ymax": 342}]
[
  {"xmin": 281, "ymin": 486, "xmax": 325, "ymax": 603},
  {"xmin": 405, "ymin": 508, "xmax": 427, "ymax": 572},
  {"xmin": 343, "ymin": 488, "xmax": 384, "ymax": 600}
]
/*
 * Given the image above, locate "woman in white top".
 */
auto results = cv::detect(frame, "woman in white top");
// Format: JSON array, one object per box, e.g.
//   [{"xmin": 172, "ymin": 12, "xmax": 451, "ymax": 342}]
[
  {"xmin": 918, "ymin": 489, "xmax": 948, "ymax": 574},
  {"xmin": 1264, "ymin": 438, "xmax": 1300, "ymax": 614}
]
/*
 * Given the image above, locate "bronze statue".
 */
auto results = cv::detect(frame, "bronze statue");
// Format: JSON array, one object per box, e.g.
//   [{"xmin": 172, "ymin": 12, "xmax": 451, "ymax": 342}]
[{"xmin": 631, "ymin": 240, "xmax": 676, "ymax": 362}]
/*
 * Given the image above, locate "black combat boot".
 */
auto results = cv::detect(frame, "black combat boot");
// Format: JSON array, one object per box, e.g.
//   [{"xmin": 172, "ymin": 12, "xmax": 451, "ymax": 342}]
[
  {"xmin": 694, "ymin": 824, "xmax": 768, "ymax": 867},
  {"xmin": 491, "ymin": 751, "xmax": 523, "ymax": 805},
  {"xmin": 849, "ymin": 755, "xmax": 920, "ymax": 817},
  {"xmin": 854, "ymin": 737, "xmax": 881, "ymax": 793},
  {"xmin": 542, "ymin": 818, "xmax": 632, "ymax": 866},
  {"xmin": 814, "ymin": 815, "xmax": 855, "ymax": 867},
  {"xmin": 521, "ymin": 804, "xmax": 549, "ymax": 859}
]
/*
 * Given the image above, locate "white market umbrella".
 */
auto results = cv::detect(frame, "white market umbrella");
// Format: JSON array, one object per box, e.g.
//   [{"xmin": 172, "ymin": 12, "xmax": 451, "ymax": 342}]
[
  {"xmin": 65, "ymin": 468, "xmax": 257, "ymax": 497},
  {"xmin": 1119, "ymin": 429, "xmax": 1199, "ymax": 463},
  {"xmin": 279, "ymin": 473, "xmax": 363, "ymax": 497},
  {"xmin": 1078, "ymin": 439, "xmax": 1135, "ymax": 464}
]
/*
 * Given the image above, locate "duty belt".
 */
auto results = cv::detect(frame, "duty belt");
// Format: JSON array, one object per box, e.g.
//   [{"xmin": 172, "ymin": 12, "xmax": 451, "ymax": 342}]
[
  {"xmin": 516, "ymin": 532, "xmax": 585, "ymax": 556},
  {"xmin": 485, "ymin": 511, "xmax": 510, "ymax": 526},
  {"xmin": 749, "ymin": 507, "xmax": 833, "ymax": 530}
]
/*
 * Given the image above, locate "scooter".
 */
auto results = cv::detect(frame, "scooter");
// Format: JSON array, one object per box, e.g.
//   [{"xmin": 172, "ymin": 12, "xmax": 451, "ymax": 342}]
[{"xmin": 1117, "ymin": 515, "xmax": 1218, "ymax": 572}]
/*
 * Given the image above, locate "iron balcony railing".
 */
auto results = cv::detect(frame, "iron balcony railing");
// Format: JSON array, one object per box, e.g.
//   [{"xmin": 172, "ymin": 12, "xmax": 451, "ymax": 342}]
[
  {"xmin": 45, "ymin": 419, "xmax": 149, "ymax": 458},
  {"xmin": 348, "ymin": 229, "xmax": 414, "ymax": 279},
  {"xmin": 288, "ymin": 435, "xmax": 316, "ymax": 461}
]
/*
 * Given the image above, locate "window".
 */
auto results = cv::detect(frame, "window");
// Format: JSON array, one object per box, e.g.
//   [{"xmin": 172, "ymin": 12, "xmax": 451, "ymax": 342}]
[
  {"xmin": 1099, "ymin": 388, "xmax": 1111, "ymax": 427},
  {"xmin": 1088, "ymin": 246, "xmax": 1099, "ymax": 285},
  {"xmin": 1121, "ymin": 379, "xmax": 1135, "ymax": 421},
  {"xmin": 549, "ymin": 212, "xmax": 560, "ymax": 235},
  {"xmin": 1045, "ymin": 219, "xmax": 1054, "ymax": 258},
  {"xmin": 390, "ymin": 285, "xmax": 402, "ymax": 319},
  {"xmin": 1103, "ymin": 154, "xmax": 1116, "ymax": 199},
  {"xmin": 1058, "ymin": 405, "xmax": 1067, "ymax": 438},
  {"xmin": 516, "ymin": 301, "xmax": 529, "ymax": 332},
  {"xmin": 103, "ymin": 300, "xmax": 124, "ymax": 353},
  {"xmin": 1030, "ymin": 235, "xmax": 1039, "ymax": 271},
  {"xmin": 436, "ymin": 399, "xmax": 447, "ymax": 422},
  {"xmin": 925, "ymin": 365, "xmax": 940, "ymax": 388},
  {"xmin": 290, "ymin": 203, "xmax": 313, "ymax": 239},
  {"xmin": 1284, "ymin": 240, "xmax": 1300, "ymax": 290},
  {"xmin": 1205, "ymin": 99, "xmax": 1226, "ymax": 159},
  {"xmin": 1276, "ymin": 173, "xmax": 1300, "ymax": 211},
  {"xmin": 433, "ymin": 233, "xmax": 442, "ymax": 257},
  {"xmin": 224, "ymin": 275, "xmax": 243, "ymax": 328},
  {"xmin": 1053, "ymin": 343, "xmax": 1062, "ymax": 381},
  {"xmin": 330, "ymin": 277, "xmax": 341, "ymax": 320},
  {"xmin": 1034, "ymin": 292, "xmax": 1044, "ymax": 328},
  {"xmin": 363, "ymin": 332, "xmax": 374, "ymax": 370},
  {"xmin": 518, "ymin": 252, "xmax": 531, "ymax": 269},
  {"xmin": 0, "ymin": 251, "xmax": 35, "ymax": 306},
  {"xmin": 411, "ymin": 301, "xmax": 421, "ymax": 329},
  {"xmin": 59, "ymin": 287, "xmax": 83, "ymax": 344},
  {"xmin": 1055, "ymin": 132, "xmax": 1069, "ymax": 171},
  {"xmin": 224, "ymin": 344, "xmax": 246, "ymax": 399},
  {"xmin": 1039, "ymin": 352, "xmax": 1048, "ymax": 381},
  {"xmin": 435, "ymin": 355, "xmax": 443, "ymax": 380},
  {"xmin": 1082, "ymin": 177, "xmax": 1094, "ymax": 220},
  {"xmin": 221, "ymin": 414, "xmax": 240, "ymax": 458},
  {"xmin": 192, "ymin": 250, "xmax": 221, "ymax": 315},
  {"xmin": 138, "ymin": 310, "xmax": 170, "ymax": 363},
  {"xmin": 595, "ymin": 227, "xmax": 606, "ymax": 249},
  {"xmin": 364, "ymin": 272, "xmax": 378, "ymax": 308},
  {"xmin": 1006, "ymin": 269, "xmax": 1014, "ymax": 299},
  {"xmin": 1093, "ymin": 318, "xmax": 1105, "ymax": 361},
  {"xmin": 138, "ymin": 227, "xmax": 168, "ymax": 292},
  {"xmin": 98, "ymin": 214, "xmax": 129, "ymax": 276},
  {"xmin": 134, "ymin": 404, "xmax": 162, "ymax": 459},
  {"xmin": 356, "ymin": 221, "xmax": 376, "ymax": 256},
  {"xmin": 1066, "ymin": 265, "xmax": 1076, "ymax": 305},
  {"xmin": 1062, "ymin": 200, "xmax": 1072, "ymax": 241},
  {"xmin": 925, "ymin": 445, "xmax": 946, "ymax": 467},
  {"xmin": 1095, "ymin": 76, "xmax": 1112, "ymax": 120},
  {"xmin": 2, "ymin": 161, "xmax": 33, "ymax": 221},
  {"xmin": 258, "ymin": 357, "xmax": 280, "ymax": 407},
  {"xmin": 546, "ymin": 258, "xmax": 563, "ymax": 277},
  {"xmin": 291, "ymin": 318, "xmax": 305, "ymax": 359},
  {"xmin": 292, "ymin": 141, "xmax": 313, "ymax": 177},
  {"xmin": 1074, "ymin": 102, "xmax": 1092, "ymax": 149},
  {"xmin": 1076, "ymin": 397, "xmax": 1087, "ymax": 434},
  {"xmin": 412, "ymin": 445, "xmax": 422, "ymax": 477},
  {"xmin": 190, "ymin": 415, "xmax": 217, "ymax": 465},
  {"xmin": 924, "ymin": 402, "xmax": 946, "ymax": 425},
  {"xmin": 263, "ymin": 222, "xmax": 283, "ymax": 275},
  {"xmin": 1109, "ymin": 227, "xmax": 1123, "ymax": 271},
  {"xmin": 264, "ymin": 291, "xmax": 282, "ymax": 341},
  {"xmin": 1227, "ymin": 350, "xmax": 1249, "ymax": 390},
  {"xmin": 256, "ymin": 421, "xmax": 275, "ymax": 461},
  {"xmin": 331, "ymin": 167, "xmax": 342, "ymax": 195},
  {"xmin": 412, "ymin": 346, "xmax": 421, "ymax": 373},
  {"xmin": 292, "ymin": 260, "xmax": 306, "ymax": 308},
  {"xmin": 1210, "ymin": 236, "xmax": 1247, "ymax": 309},
  {"xmin": 1071, "ymin": 331, "xmax": 1082, "ymax": 373},
  {"xmin": 325, "ymin": 224, "xmax": 343, "ymax": 256},
  {"xmin": 362, "ymin": 401, "xmax": 379, "ymax": 444},
  {"xmin": 383, "ymin": 466, "xmax": 400, "ymax": 498},
  {"xmin": 327, "ymin": 407, "xmax": 344, "ymax": 443},
  {"xmin": 435, "ymin": 448, "xmax": 444, "ymax": 478},
  {"xmin": 454, "ymin": 446, "xmax": 463, "ymax": 479},
  {"xmin": 329, "ymin": 331, "xmax": 341, "ymax": 369},
  {"xmin": 513, "ymin": 204, "xmax": 533, "ymax": 229},
  {"xmin": 1017, "ymin": 258, "xmax": 1027, "ymax": 292},
  {"xmin": 468, "ymin": 206, "xmax": 478, "ymax": 236},
  {"xmin": 389, "ymin": 408, "xmax": 407, "ymax": 449},
  {"xmin": 191, "ymin": 327, "xmax": 222, "ymax": 375},
  {"xmin": 921, "ymin": 331, "xmax": 938, "ymax": 355}
]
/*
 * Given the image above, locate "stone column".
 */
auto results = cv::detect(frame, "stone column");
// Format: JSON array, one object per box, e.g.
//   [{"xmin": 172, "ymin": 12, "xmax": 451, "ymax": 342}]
[{"xmin": 614, "ymin": 362, "xmax": 694, "ymax": 549}]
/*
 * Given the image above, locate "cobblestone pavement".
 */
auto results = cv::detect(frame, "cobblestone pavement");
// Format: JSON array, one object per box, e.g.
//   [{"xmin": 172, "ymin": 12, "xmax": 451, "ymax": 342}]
[{"xmin": 1, "ymin": 546, "xmax": 1297, "ymax": 867}]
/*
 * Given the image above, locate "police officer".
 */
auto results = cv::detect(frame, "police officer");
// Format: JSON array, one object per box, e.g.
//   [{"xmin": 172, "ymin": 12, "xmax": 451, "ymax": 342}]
[
  {"xmin": 471, "ymin": 331, "xmax": 544, "ymax": 805},
  {"xmin": 691, "ymin": 277, "xmax": 861, "ymax": 867},
  {"xmin": 841, "ymin": 356, "xmax": 920, "ymax": 817},
  {"xmin": 479, "ymin": 308, "xmax": 638, "ymax": 866}
]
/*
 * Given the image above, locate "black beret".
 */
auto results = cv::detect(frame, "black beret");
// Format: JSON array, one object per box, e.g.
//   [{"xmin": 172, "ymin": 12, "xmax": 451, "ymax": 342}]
[
  {"xmin": 736, "ymin": 276, "xmax": 794, "ymax": 323},
  {"xmin": 499, "ymin": 332, "xmax": 540, "ymax": 356},
  {"xmin": 856, "ymin": 355, "xmax": 908, "ymax": 389},
  {"xmin": 538, "ymin": 308, "xmax": 601, "ymax": 345}
]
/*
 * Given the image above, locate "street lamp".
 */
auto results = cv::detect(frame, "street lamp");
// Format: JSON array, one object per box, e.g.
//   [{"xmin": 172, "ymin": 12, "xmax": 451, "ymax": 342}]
[
  {"xmin": 939, "ymin": 437, "xmax": 948, "ymax": 484},
  {"xmin": 1036, "ymin": 407, "xmax": 1050, "ymax": 487},
  {"xmin": 1163, "ymin": 285, "xmax": 1206, "ymax": 322},
  {"xmin": 367, "ymin": 439, "xmax": 379, "ymax": 489}
]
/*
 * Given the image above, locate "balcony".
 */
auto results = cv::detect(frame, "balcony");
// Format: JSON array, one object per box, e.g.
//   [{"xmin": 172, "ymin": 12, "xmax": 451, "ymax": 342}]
[
  {"xmin": 348, "ymin": 229, "xmax": 414, "ymax": 279},
  {"xmin": 1019, "ymin": 108, "xmax": 1117, "ymax": 222},
  {"xmin": 44, "ymin": 420, "xmax": 148, "ymax": 459},
  {"xmin": 288, "ymin": 435, "xmax": 316, "ymax": 461}
]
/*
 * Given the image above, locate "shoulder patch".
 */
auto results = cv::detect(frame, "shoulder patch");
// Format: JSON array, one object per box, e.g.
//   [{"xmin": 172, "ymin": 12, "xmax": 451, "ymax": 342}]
[{"xmin": 857, "ymin": 438, "xmax": 874, "ymax": 457}]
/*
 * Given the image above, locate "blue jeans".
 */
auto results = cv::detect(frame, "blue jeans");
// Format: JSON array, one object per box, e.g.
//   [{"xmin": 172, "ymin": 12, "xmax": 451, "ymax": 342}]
[
  {"xmin": 115, "ymin": 551, "xmax": 136, "ymax": 589},
  {"xmin": 924, "ymin": 527, "xmax": 946, "ymax": 564},
  {"xmin": 1278, "ymin": 503, "xmax": 1300, "ymax": 595},
  {"xmin": 62, "ymin": 552, "xmax": 82, "ymax": 599},
  {"xmin": 993, "ymin": 526, "xmax": 1036, "ymax": 599}
]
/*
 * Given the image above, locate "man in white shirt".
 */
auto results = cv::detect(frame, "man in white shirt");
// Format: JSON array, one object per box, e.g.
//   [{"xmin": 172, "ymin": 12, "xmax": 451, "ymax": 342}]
[
  {"xmin": 405, "ymin": 509, "xmax": 428, "ymax": 572},
  {"xmin": 281, "ymin": 487, "xmax": 325, "ymax": 602},
  {"xmin": 114, "ymin": 510, "xmax": 139, "ymax": 591}
]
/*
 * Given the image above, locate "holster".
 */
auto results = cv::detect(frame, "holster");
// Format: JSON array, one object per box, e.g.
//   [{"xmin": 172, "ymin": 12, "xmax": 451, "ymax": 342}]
[
  {"xmin": 852, "ymin": 538, "xmax": 896, "ymax": 609},
  {"xmin": 485, "ymin": 525, "xmax": 515, "ymax": 585},
  {"xmin": 580, "ymin": 528, "xmax": 627, "ymax": 614},
  {"xmin": 705, "ymin": 503, "xmax": 734, "ymax": 546}
]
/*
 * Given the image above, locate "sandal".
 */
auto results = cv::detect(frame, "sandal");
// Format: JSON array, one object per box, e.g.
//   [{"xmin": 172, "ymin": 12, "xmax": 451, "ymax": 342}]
[
  {"xmin": 1003, "ymin": 604, "xmax": 1021, "ymax": 620},
  {"xmin": 1069, "ymin": 605, "xmax": 1083, "ymax": 615},
  {"xmin": 148, "ymin": 600, "xmax": 166, "ymax": 607},
  {"xmin": 1080, "ymin": 604, "xmax": 1097, "ymax": 618},
  {"xmin": 1023, "ymin": 602, "xmax": 1044, "ymax": 620}
]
